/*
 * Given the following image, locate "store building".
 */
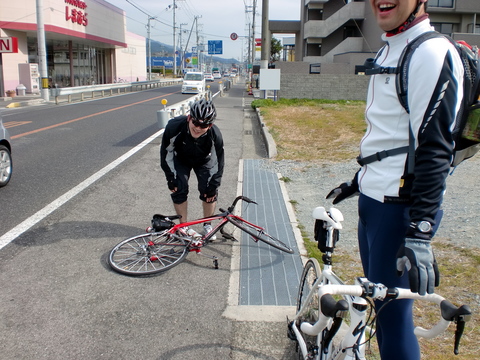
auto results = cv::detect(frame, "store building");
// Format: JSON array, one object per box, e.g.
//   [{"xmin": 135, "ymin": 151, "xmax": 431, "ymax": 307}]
[{"xmin": 0, "ymin": 0, "xmax": 146, "ymax": 96}]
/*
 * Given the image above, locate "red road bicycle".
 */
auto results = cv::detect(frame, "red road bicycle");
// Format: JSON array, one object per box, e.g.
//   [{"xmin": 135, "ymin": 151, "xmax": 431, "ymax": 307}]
[{"xmin": 108, "ymin": 195, "xmax": 294, "ymax": 276}]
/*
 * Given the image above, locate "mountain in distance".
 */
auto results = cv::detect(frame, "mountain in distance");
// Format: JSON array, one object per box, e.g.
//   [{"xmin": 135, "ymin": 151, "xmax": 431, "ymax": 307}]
[{"xmin": 149, "ymin": 39, "xmax": 239, "ymax": 65}]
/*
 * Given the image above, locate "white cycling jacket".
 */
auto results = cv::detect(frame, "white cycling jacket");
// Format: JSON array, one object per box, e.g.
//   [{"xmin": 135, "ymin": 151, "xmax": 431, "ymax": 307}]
[{"xmin": 359, "ymin": 18, "xmax": 464, "ymax": 224}]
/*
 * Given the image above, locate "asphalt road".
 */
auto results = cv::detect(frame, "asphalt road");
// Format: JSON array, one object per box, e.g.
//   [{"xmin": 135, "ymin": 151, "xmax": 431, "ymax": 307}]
[
  {"xmin": 1, "ymin": 85, "xmax": 195, "ymax": 235},
  {"xmin": 0, "ymin": 80, "xmax": 296, "ymax": 359}
]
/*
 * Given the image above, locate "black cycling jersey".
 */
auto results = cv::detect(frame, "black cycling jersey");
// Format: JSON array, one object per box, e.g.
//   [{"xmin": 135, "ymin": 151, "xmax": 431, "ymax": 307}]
[{"xmin": 160, "ymin": 115, "xmax": 224, "ymax": 191}]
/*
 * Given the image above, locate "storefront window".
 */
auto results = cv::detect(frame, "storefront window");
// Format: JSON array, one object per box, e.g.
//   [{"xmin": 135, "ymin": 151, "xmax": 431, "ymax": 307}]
[{"xmin": 27, "ymin": 37, "xmax": 107, "ymax": 88}]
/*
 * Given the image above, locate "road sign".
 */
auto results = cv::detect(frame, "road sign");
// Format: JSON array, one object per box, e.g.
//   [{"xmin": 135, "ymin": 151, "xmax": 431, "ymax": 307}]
[
  {"xmin": 230, "ymin": 33, "xmax": 238, "ymax": 41},
  {"xmin": 255, "ymin": 38, "xmax": 261, "ymax": 46},
  {"xmin": 207, "ymin": 40, "xmax": 223, "ymax": 55}
]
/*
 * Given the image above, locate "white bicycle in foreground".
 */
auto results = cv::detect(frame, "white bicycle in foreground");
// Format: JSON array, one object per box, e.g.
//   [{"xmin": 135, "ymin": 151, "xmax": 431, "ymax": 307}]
[{"xmin": 287, "ymin": 206, "xmax": 472, "ymax": 360}]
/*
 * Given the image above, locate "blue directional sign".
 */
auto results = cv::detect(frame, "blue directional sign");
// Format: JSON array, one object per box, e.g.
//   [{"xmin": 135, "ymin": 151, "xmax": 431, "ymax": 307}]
[{"xmin": 208, "ymin": 40, "xmax": 223, "ymax": 55}]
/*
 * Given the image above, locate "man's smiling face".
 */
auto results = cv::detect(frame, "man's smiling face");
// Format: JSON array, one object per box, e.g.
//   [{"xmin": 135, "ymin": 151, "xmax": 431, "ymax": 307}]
[{"xmin": 370, "ymin": 0, "xmax": 425, "ymax": 32}]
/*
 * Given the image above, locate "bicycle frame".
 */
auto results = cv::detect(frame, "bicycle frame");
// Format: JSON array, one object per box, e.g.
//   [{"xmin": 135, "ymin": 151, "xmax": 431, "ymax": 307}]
[{"xmin": 167, "ymin": 208, "xmax": 269, "ymax": 244}]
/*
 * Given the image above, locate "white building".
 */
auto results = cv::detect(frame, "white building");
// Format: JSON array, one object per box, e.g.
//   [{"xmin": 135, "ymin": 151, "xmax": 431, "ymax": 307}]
[{"xmin": 0, "ymin": 0, "xmax": 146, "ymax": 95}]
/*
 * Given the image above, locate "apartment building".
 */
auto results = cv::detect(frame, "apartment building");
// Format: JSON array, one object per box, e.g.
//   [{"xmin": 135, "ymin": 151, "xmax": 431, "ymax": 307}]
[{"xmin": 289, "ymin": 0, "xmax": 480, "ymax": 74}]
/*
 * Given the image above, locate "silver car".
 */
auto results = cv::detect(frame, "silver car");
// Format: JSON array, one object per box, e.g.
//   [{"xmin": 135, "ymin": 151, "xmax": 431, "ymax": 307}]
[{"xmin": 0, "ymin": 112, "xmax": 12, "ymax": 187}]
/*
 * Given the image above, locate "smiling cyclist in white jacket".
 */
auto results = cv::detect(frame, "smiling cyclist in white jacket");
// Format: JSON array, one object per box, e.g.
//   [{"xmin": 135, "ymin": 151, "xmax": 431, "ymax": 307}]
[{"xmin": 326, "ymin": 1, "xmax": 464, "ymax": 359}]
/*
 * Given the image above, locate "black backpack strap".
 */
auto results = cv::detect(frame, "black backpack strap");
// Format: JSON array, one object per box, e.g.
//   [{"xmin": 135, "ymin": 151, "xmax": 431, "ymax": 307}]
[
  {"xmin": 396, "ymin": 31, "xmax": 443, "ymax": 113},
  {"xmin": 364, "ymin": 45, "xmax": 399, "ymax": 75},
  {"xmin": 357, "ymin": 146, "xmax": 409, "ymax": 166},
  {"xmin": 356, "ymin": 126, "xmax": 416, "ymax": 172}
]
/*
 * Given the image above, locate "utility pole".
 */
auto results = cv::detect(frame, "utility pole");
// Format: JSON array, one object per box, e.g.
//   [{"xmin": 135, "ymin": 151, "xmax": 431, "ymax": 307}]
[
  {"xmin": 127, "ymin": 0, "xmax": 156, "ymax": 80},
  {"xmin": 195, "ymin": 16, "xmax": 201, "ymax": 71},
  {"xmin": 172, "ymin": 0, "xmax": 177, "ymax": 77},
  {"xmin": 179, "ymin": 23, "xmax": 187, "ymax": 74},
  {"xmin": 251, "ymin": 0, "xmax": 257, "ymax": 85},
  {"xmin": 261, "ymin": 0, "xmax": 270, "ymax": 70},
  {"xmin": 147, "ymin": 16, "xmax": 155, "ymax": 80},
  {"xmin": 36, "ymin": 0, "xmax": 49, "ymax": 101}
]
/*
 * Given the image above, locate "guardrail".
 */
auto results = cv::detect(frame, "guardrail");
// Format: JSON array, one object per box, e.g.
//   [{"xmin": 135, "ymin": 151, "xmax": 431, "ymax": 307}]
[
  {"xmin": 50, "ymin": 79, "xmax": 183, "ymax": 105},
  {"xmin": 156, "ymin": 88, "xmax": 224, "ymax": 128}
]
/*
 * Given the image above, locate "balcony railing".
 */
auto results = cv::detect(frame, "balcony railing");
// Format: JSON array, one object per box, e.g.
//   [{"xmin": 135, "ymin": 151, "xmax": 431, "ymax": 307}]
[{"xmin": 304, "ymin": 1, "xmax": 365, "ymax": 39}]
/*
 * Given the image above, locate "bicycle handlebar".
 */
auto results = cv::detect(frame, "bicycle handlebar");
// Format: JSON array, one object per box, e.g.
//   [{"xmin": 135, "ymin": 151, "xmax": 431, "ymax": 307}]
[
  {"xmin": 227, "ymin": 195, "xmax": 257, "ymax": 213},
  {"xmin": 300, "ymin": 278, "xmax": 471, "ymax": 354}
]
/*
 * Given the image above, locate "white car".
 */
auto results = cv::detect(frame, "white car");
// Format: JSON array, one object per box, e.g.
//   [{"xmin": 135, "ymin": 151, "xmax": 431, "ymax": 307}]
[
  {"xmin": 0, "ymin": 112, "xmax": 12, "ymax": 187},
  {"xmin": 204, "ymin": 73, "xmax": 214, "ymax": 82},
  {"xmin": 212, "ymin": 71, "xmax": 221, "ymax": 79},
  {"xmin": 181, "ymin": 72, "xmax": 205, "ymax": 94}
]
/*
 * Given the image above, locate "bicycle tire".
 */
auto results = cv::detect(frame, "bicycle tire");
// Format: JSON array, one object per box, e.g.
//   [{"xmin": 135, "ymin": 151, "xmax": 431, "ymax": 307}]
[
  {"xmin": 227, "ymin": 216, "xmax": 294, "ymax": 254},
  {"xmin": 296, "ymin": 258, "xmax": 322, "ymax": 360},
  {"xmin": 108, "ymin": 232, "xmax": 188, "ymax": 276}
]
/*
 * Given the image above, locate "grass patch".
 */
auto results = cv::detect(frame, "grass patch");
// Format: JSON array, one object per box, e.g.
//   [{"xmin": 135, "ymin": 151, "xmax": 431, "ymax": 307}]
[
  {"xmin": 255, "ymin": 98, "xmax": 479, "ymax": 359},
  {"xmin": 252, "ymin": 98, "xmax": 366, "ymax": 162},
  {"xmin": 279, "ymin": 176, "xmax": 292, "ymax": 183}
]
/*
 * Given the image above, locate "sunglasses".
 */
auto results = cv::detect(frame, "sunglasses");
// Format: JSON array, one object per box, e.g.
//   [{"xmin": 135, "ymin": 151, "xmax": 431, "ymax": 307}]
[{"xmin": 190, "ymin": 117, "xmax": 211, "ymax": 129}]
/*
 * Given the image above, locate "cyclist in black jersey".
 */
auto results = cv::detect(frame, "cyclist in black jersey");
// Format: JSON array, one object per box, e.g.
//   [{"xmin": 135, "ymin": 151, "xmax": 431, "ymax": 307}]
[{"xmin": 160, "ymin": 99, "xmax": 224, "ymax": 235}]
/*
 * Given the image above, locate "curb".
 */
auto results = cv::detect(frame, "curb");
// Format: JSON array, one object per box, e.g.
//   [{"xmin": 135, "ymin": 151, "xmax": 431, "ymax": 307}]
[
  {"xmin": 6, "ymin": 99, "xmax": 46, "ymax": 108},
  {"xmin": 254, "ymin": 108, "xmax": 277, "ymax": 159}
]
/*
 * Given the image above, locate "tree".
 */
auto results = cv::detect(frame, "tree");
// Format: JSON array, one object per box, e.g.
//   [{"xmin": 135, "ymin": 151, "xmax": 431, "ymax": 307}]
[{"xmin": 270, "ymin": 37, "xmax": 283, "ymax": 62}]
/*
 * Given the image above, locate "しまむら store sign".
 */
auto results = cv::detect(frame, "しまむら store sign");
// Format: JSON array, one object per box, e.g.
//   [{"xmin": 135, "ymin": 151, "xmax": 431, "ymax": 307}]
[
  {"xmin": 65, "ymin": 0, "xmax": 88, "ymax": 26},
  {"xmin": 0, "ymin": 37, "xmax": 18, "ymax": 53}
]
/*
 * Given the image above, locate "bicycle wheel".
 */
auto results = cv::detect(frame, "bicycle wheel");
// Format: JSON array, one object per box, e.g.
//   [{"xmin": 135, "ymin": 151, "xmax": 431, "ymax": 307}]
[
  {"xmin": 296, "ymin": 258, "xmax": 322, "ymax": 360},
  {"xmin": 108, "ymin": 232, "xmax": 188, "ymax": 276},
  {"xmin": 227, "ymin": 216, "xmax": 294, "ymax": 254}
]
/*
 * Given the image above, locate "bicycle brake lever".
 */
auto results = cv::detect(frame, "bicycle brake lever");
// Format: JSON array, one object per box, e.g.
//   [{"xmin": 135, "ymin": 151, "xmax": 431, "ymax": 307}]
[
  {"xmin": 453, "ymin": 305, "xmax": 472, "ymax": 355},
  {"xmin": 454, "ymin": 319, "xmax": 465, "ymax": 355}
]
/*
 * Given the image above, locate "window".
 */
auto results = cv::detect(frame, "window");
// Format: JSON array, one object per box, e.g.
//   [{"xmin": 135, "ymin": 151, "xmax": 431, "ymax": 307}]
[
  {"xmin": 431, "ymin": 23, "xmax": 454, "ymax": 36},
  {"xmin": 428, "ymin": 0, "xmax": 454, "ymax": 8},
  {"xmin": 467, "ymin": 24, "xmax": 480, "ymax": 34}
]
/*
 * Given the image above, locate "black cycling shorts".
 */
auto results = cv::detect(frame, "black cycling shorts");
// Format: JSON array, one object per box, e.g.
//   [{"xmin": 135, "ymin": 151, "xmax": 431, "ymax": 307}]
[{"xmin": 170, "ymin": 159, "xmax": 217, "ymax": 204}]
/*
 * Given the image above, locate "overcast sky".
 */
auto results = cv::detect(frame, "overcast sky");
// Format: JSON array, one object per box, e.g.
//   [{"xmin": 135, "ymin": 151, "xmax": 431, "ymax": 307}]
[{"xmin": 104, "ymin": 0, "xmax": 300, "ymax": 60}]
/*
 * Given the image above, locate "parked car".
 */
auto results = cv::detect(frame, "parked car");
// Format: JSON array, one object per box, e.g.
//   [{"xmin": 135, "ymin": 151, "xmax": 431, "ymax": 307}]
[
  {"xmin": 181, "ymin": 72, "xmax": 205, "ymax": 94},
  {"xmin": 204, "ymin": 73, "xmax": 214, "ymax": 82},
  {"xmin": 0, "ymin": 112, "xmax": 12, "ymax": 187}
]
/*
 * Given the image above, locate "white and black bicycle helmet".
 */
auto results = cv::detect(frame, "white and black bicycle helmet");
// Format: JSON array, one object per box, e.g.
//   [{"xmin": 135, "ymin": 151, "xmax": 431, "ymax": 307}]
[{"xmin": 189, "ymin": 99, "xmax": 217, "ymax": 125}]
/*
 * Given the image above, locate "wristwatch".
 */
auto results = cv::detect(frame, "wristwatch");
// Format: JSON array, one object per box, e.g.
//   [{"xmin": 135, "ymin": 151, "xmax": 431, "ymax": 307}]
[{"xmin": 416, "ymin": 221, "xmax": 432, "ymax": 233}]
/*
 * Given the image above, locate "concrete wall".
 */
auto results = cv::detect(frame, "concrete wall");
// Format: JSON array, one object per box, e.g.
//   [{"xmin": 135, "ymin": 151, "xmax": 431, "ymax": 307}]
[
  {"xmin": 115, "ymin": 32, "xmax": 147, "ymax": 82},
  {"xmin": 279, "ymin": 73, "xmax": 370, "ymax": 101}
]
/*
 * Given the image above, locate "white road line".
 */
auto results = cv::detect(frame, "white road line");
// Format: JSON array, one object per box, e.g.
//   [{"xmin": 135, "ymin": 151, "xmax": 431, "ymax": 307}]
[{"xmin": 0, "ymin": 129, "xmax": 165, "ymax": 251}]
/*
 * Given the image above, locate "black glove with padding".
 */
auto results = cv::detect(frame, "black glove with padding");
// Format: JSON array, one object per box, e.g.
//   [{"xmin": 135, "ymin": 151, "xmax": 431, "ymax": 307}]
[
  {"xmin": 326, "ymin": 170, "xmax": 360, "ymax": 204},
  {"xmin": 396, "ymin": 223, "xmax": 440, "ymax": 295}
]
